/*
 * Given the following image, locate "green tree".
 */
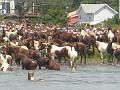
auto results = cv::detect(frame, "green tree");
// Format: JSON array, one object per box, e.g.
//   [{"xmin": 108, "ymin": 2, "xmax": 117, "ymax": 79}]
[{"xmin": 15, "ymin": 0, "xmax": 119, "ymax": 26}]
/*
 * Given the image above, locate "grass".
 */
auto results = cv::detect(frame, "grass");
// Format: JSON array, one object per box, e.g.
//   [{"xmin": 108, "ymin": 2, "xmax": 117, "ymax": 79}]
[
  {"xmin": 112, "ymin": 24, "xmax": 120, "ymax": 30},
  {"xmin": 76, "ymin": 48, "xmax": 110, "ymax": 64}
]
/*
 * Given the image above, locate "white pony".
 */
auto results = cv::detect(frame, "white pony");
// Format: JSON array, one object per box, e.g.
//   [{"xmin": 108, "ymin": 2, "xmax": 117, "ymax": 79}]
[
  {"xmin": 69, "ymin": 47, "xmax": 78, "ymax": 66},
  {"xmin": 108, "ymin": 30, "xmax": 114, "ymax": 42},
  {"xmin": 96, "ymin": 41, "xmax": 108, "ymax": 63},
  {"xmin": 69, "ymin": 47, "xmax": 78, "ymax": 71}
]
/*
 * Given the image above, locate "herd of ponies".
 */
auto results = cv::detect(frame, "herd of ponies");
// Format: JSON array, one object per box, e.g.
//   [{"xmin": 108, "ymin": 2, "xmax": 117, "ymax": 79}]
[{"xmin": 0, "ymin": 22, "xmax": 120, "ymax": 72}]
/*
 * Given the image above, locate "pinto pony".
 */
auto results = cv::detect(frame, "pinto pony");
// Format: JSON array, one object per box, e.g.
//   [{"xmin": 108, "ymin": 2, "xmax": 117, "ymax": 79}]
[
  {"xmin": 106, "ymin": 42, "xmax": 114, "ymax": 63},
  {"xmin": 48, "ymin": 45, "xmax": 71, "ymax": 62}
]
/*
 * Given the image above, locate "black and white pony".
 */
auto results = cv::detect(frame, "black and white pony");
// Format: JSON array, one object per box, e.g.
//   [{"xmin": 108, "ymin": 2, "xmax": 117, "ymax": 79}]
[{"xmin": 106, "ymin": 42, "xmax": 114, "ymax": 63}]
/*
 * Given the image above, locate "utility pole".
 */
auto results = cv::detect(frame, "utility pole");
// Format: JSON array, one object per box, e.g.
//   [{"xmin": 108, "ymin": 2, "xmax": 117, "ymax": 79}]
[
  {"xmin": 119, "ymin": 0, "xmax": 120, "ymax": 19},
  {"xmin": 32, "ymin": 0, "xmax": 35, "ymax": 15}
]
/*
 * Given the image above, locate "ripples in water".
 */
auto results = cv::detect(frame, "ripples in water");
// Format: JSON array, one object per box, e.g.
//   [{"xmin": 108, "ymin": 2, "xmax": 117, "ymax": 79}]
[{"xmin": 0, "ymin": 64, "xmax": 120, "ymax": 90}]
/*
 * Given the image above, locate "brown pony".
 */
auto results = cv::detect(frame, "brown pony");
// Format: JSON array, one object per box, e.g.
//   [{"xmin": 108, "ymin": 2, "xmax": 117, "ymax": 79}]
[
  {"xmin": 4, "ymin": 44, "xmax": 30, "ymax": 66},
  {"xmin": 18, "ymin": 54, "xmax": 37, "ymax": 70},
  {"xmin": 82, "ymin": 35, "xmax": 96, "ymax": 56},
  {"xmin": 55, "ymin": 47, "xmax": 69, "ymax": 63},
  {"xmin": 114, "ymin": 29, "xmax": 120, "ymax": 44},
  {"xmin": 49, "ymin": 60, "xmax": 60, "ymax": 71}
]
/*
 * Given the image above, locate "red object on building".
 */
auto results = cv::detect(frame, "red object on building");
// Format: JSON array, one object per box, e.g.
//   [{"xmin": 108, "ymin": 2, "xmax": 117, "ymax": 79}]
[{"xmin": 67, "ymin": 11, "xmax": 79, "ymax": 25}]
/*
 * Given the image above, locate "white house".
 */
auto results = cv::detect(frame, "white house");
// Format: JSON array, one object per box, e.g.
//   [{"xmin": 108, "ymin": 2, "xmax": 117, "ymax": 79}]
[
  {"xmin": 0, "ymin": 0, "xmax": 15, "ymax": 15},
  {"xmin": 77, "ymin": 4, "xmax": 118, "ymax": 25}
]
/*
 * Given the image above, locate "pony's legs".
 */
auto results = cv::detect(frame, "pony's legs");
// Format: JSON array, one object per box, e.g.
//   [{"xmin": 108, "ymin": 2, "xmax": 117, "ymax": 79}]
[
  {"xmin": 70, "ymin": 60, "xmax": 73, "ymax": 67},
  {"xmin": 84, "ymin": 54, "xmax": 86, "ymax": 64},
  {"xmin": 100, "ymin": 52, "xmax": 104, "ymax": 64},
  {"xmin": 116, "ymin": 57, "xmax": 120, "ymax": 67},
  {"xmin": 80, "ymin": 56, "xmax": 83, "ymax": 64},
  {"xmin": 58, "ymin": 56, "xmax": 61, "ymax": 63}
]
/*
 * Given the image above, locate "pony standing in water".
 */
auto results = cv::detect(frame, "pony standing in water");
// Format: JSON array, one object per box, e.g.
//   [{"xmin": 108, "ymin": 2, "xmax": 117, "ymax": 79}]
[
  {"xmin": 48, "ymin": 45, "xmax": 78, "ymax": 71},
  {"xmin": 96, "ymin": 41, "xmax": 108, "ymax": 63},
  {"xmin": 49, "ymin": 45, "xmax": 71, "ymax": 62},
  {"xmin": 69, "ymin": 47, "xmax": 78, "ymax": 71}
]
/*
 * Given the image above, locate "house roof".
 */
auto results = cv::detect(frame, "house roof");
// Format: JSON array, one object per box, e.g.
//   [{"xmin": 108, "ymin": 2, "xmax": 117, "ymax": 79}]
[{"xmin": 79, "ymin": 4, "xmax": 118, "ymax": 14}]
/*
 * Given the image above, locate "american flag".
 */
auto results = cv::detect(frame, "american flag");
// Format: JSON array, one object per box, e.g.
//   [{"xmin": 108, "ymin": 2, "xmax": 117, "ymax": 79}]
[{"xmin": 67, "ymin": 11, "xmax": 79, "ymax": 25}]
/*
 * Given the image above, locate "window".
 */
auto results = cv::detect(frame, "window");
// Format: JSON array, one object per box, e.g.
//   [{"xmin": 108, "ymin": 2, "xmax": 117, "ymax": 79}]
[{"xmin": 89, "ymin": 17, "xmax": 91, "ymax": 19}]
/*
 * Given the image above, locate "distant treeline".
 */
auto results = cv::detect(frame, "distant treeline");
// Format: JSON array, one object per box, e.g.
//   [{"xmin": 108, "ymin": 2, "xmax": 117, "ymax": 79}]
[{"xmin": 11, "ymin": 0, "xmax": 120, "ymax": 26}]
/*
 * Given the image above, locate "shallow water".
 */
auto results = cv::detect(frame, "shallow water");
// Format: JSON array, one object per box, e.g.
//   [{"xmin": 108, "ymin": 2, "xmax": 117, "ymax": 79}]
[{"xmin": 0, "ymin": 64, "xmax": 120, "ymax": 90}]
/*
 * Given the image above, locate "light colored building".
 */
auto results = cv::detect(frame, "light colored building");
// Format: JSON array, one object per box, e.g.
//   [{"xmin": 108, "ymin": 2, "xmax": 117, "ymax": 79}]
[
  {"xmin": 0, "ymin": 0, "xmax": 15, "ymax": 15},
  {"xmin": 77, "ymin": 4, "xmax": 118, "ymax": 25}
]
